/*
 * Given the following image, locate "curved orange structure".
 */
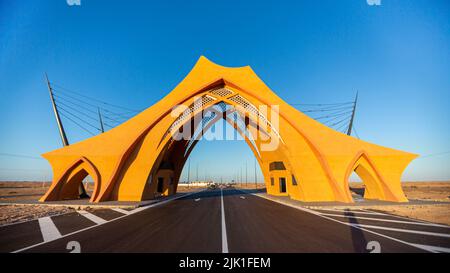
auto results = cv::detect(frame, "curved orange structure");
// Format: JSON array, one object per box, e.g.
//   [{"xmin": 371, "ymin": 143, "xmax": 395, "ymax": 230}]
[{"xmin": 40, "ymin": 56, "xmax": 417, "ymax": 203}]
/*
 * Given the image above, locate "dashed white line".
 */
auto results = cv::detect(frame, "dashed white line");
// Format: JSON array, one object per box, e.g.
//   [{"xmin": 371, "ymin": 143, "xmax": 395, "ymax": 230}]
[
  {"xmin": 221, "ymin": 189, "xmax": 229, "ymax": 253},
  {"xmin": 312, "ymin": 208, "xmax": 384, "ymax": 215},
  {"xmin": 319, "ymin": 213, "xmax": 450, "ymax": 228},
  {"xmin": 240, "ymin": 196, "xmax": 246, "ymax": 199},
  {"xmin": 355, "ymin": 224, "xmax": 450, "ymax": 238},
  {"xmin": 409, "ymin": 243, "xmax": 450, "ymax": 253},
  {"xmin": 78, "ymin": 210, "xmax": 107, "ymax": 225},
  {"xmin": 359, "ymin": 208, "xmax": 443, "ymax": 225},
  {"xmin": 12, "ymin": 189, "xmax": 205, "ymax": 253},
  {"xmin": 111, "ymin": 208, "xmax": 131, "ymax": 215},
  {"xmin": 195, "ymin": 198, "xmax": 201, "ymax": 202},
  {"xmin": 251, "ymin": 193, "xmax": 439, "ymax": 253},
  {"xmin": 38, "ymin": 217, "xmax": 62, "ymax": 242}
]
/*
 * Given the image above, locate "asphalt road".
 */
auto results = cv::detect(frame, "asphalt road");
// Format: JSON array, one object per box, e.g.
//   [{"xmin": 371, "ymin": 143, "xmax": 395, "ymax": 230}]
[{"xmin": 2, "ymin": 188, "xmax": 449, "ymax": 253}]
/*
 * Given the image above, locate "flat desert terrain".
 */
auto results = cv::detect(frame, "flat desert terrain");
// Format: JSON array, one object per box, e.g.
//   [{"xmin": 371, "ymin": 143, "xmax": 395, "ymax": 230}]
[{"xmin": 1, "ymin": 181, "xmax": 449, "ymax": 225}]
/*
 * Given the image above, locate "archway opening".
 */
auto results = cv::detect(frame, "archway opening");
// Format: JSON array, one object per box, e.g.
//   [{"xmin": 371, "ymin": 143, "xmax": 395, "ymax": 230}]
[
  {"xmin": 144, "ymin": 101, "xmax": 275, "ymax": 198},
  {"xmin": 178, "ymin": 118, "xmax": 265, "ymax": 190},
  {"xmin": 348, "ymin": 171, "xmax": 365, "ymax": 202},
  {"xmin": 347, "ymin": 156, "xmax": 385, "ymax": 201},
  {"xmin": 60, "ymin": 168, "xmax": 92, "ymax": 200}
]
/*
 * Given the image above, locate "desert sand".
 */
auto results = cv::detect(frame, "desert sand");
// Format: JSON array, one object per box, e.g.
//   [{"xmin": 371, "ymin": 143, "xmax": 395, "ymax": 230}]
[{"xmin": 1, "ymin": 181, "xmax": 449, "ymax": 225}]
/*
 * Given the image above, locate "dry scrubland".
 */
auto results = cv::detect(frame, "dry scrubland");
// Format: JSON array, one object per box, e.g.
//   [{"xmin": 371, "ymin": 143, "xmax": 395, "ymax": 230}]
[
  {"xmin": 348, "ymin": 182, "xmax": 450, "ymax": 225},
  {"xmin": 0, "ymin": 181, "xmax": 449, "ymax": 225}
]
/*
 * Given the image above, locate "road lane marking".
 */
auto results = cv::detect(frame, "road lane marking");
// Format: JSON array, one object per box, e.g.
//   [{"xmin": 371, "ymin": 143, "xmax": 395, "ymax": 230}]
[
  {"xmin": 319, "ymin": 213, "xmax": 450, "ymax": 228},
  {"xmin": 355, "ymin": 224, "xmax": 450, "ymax": 238},
  {"xmin": 0, "ymin": 211, "xmax": 74, "ymax": 228},
  {"xmin": 195, "ymin": 198, "xmax": 201, "ymax": 202},
  {"xmin": 318, "ymin": 207, "xmax": 449, "ymax": 227},
  {"xmin": 251, "ymin": 192, "xmax": 439, "ymax": 253},
  {"xmin": 38, "ymin": 217, "xmax": 62, "ymax": 242},
  {"xmin": 12, "ymin": 189, "xmax": 205, "ymax": 253},
  {"xmin": 78, "ymin": 210, "xmax": 107, "ymax": 225},
  {"xmin": 221, "ymin": 188, "xmax": 229, "ymax": 253},
  {"xmin": 313, "ymin": 208, "xmax": 384, "ymax": 215},
  {"xmin": 240, "ymin": 196, "xmax": 246, "ymax": 199},
  {"xmin": 409, "ymin": 243, "xmax": 450, "ymax": 253},
  {"xmin": 359, "ymin": 208, "xmax": 441, "ymax": 225},
  {"xmin": 111, "ymin": 208, "xmax": 131, "ymax": 215}
]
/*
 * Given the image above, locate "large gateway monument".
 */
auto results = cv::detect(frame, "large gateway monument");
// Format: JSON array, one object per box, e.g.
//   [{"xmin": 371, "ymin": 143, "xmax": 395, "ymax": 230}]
[{"xmin": 40, "ymin": 57, "xmax": 417, "ymax": 203}]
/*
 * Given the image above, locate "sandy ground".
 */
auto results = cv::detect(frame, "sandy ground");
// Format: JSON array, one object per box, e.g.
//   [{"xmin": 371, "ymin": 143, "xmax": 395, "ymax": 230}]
[
  {"xmin": 342, "ymin": 182, "xmax": 450, "ymax": 225},
  {"xmin": 232, "ymin": 183, "xmax": 265, "ymax": 190},
  {"xmin": 0, "ymin": 182, "xmax": 201, "ymax": 225},
  {"xmin": 350, "ymin": 181, "xmax": 450, "ymax": 202},
  {"xmin": 176, "ymin": 185, "xmax": 207, "ymax": 192},
  {"xmin": 1, "ymin": 181, "xmax": 449, "ymax": 225},
  {"xmin": 370, "ymin": 204, "xmax": 450, "ymax": 226},
  {"xmin": 0, "ymin": 205, "xmax": 74, "ymax": 226}
]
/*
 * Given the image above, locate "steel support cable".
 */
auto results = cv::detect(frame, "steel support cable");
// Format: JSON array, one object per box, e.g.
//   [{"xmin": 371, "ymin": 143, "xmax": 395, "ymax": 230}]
[
  {"xmin": 290, "ymin": 101, "xmax": 353, "ymax": 107},
  {"xmin": 418, "ymin": 151, "xmax": 450, "ymax": 159},
  {"xmin": 54, "ymin": 96, "xmax": 118, "ymax": 128},
  {"xmin": 329, "ymin": 115, "xmax": 352, "ymax": 128},
  {"xmin": 0, "ymin": 153, "xmax": 44, "ymax": 160},
  {"xmin": 317, "ymin": 110, "xmax": 353, "ymax": 122},
  {"xmin": 298, "ymin": 103, "xmax": 355, "ymax": 112},
  {"xmin": 311, "ymin": 109, "xmax": 352, "ymax": 118},
  {"xmin": 100, "ymin": 108, "xmax": 135, "ymax": 120},
  {"xmin": 315, "ymin": 108, "xmax": 354, "ymax": 117},
  {"xmin": 300, "ymin": 105, "xmax": 354, "ymax": 113},
  {"xmin": 53, "ymin": 99, "xmax": 101, "ymax": 123},
  {"xmin": 352, "ymin": 125, "xmax": 361, "ymax": 139},
  {"xmin": 51, "ymin": 82, "xmax": 140, "ymax": 112},
  {"xmin": 335, "ymin": 122, "xmax": 349, "ymax": 132},
  {"xmin": 320, "ymin": 111, "xmax": 353, "ymax": 125},
  {"xmin": 314, "ymin": 110, "xmax": 353, "ymax": 120},
  {"xmin": 52, "ymin": 89, "xmax": 135, "ymax": 119},
  {"xmin": 59, "ymin": 112, "xmax": 96, "ymax": 136},
  {"xmin": 53, "ymin": 92, "xmax": 131, "ymax": 123},
  {"xmin": 56, "ymin": 105, "xmax": 102, "ymax": 132}
]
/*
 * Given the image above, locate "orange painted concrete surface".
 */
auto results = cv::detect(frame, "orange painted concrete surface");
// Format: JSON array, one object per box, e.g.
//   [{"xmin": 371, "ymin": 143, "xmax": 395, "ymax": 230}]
[{"xmin": 40, "ymin": 56, "xmax": 417, "ymax": 203}]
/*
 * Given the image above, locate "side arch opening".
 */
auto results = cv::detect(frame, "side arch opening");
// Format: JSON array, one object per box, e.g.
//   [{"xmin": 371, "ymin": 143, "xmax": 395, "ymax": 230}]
[
  {"xmin": 40, "ymin": 157, "xmax": 101, "ymax": 202},
  {"xmin": 346, "ymin": 153, "xmax": 385, "ymax": 201}
]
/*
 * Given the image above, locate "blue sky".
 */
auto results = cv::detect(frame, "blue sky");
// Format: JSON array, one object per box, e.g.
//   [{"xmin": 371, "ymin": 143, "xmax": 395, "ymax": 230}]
[{"xmin": 0, "ymin": 0, "xmax": 449, "ymax": 182}]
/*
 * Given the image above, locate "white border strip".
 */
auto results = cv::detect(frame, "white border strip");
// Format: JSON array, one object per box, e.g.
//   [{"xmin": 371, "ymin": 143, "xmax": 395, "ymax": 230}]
[
  {"xmin": 355, "ymin": 224, "xmax": 450, "ymax": 238},
  {"xmin": 319, "ymin": 213, "xmax": 450, "ymax": 228},
  {"xmin": 78, "ymin": 210, "xmax": 107, "ymax": 225},
  {"xmin": 38, "ymin": 217, "xmax": 62, "ymax": 242},
  {"xmin": 12, "ymin": 189, "xmax": 204, "ymax": 253},
  {"xmin": 311, "ymin": 208, "xmax": 384, "ymax": 215},
  {"xmin": 111, "ymin": 208, "xmax": 131, "ymax": 215},
  {"xmin": 221, "ymin": 189, "xmax": 229, "ymax": 253},
  {"xmin": 250, "ymin": 193, "xmax": 439, "ymax": 253}
]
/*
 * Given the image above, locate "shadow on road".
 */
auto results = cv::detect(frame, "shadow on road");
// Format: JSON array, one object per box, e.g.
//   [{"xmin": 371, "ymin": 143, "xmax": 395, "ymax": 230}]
[{"xmin": 343, "ymin": 210, "xmax": 368, "ymax": 253}]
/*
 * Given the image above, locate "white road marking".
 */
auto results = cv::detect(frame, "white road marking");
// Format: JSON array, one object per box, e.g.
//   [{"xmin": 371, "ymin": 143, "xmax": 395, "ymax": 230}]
[
  {"xmin": 359, "ymin": 208, "xmax": 442, "ymax": 225},
  {"xmin": 221, "ymin": 189, "xmax": 229, "ymax": 253},
  {"xmin": 13, "ymin": 189, "xmax": 205, "ymax": 253},
  {"xmin": 240, "ymin": 196, "xmax": 246, "ymax": 199},
  {"xmin": 111, "ymin": 208, "xmax": 131, "ymax": 215},
  {"xmin": 355, "ymin": 224, "xmax": 450, "ymax": 238},
  {"xmin": 319, "ymin": 213, "xmax": 450, "ymax": 228},
  {"xmin": 313, "ymin": 208, "xmax": 384, "ymax": 215},
  {"xmin": 195, "ymin": 198, "xmax": 201, "ymax": 202},
  {"xmin": 251, "ymin": 193, "xmax": 440, "ymax": 253},
  {"xmin": 0, "ymin": 211, "xmax": 73, "ymax": 228},
  {"xmin": 409, "ymin": 243, "xmax": 450, "ymax": 253},
  {"xmin": 78, "ymin": 210, "xmax": 107, "ymax": 225},
  {"xmin": 38, "ymin": 217, "xmax": 62, "ymax": 242}
]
